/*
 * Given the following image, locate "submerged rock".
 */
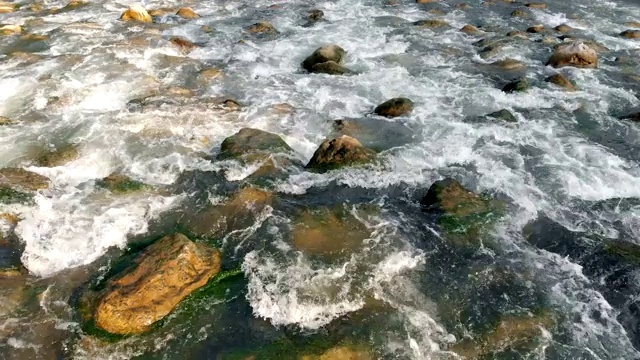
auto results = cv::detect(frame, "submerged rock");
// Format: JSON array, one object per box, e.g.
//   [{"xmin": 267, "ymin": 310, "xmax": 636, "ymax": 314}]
[
  {"xmin": 176, "ymin": 7, "xmax": 199, "ymax": 19},
  {"xmin": 502, "ymin": 78, "xmax": 529, "ymax": 93},
  {"xmin": 169, "ymin": 37, "xmax": 199, "ymax": 53},
  {"xmin": 247, "ymin": 21, "xmax": 277, "ymax": 34},
  {"xmin": 36, "ymin": 145, "xmax": 79, "ymax": 167},
  {"xmin": 621, "ymin": 30, "xmax": 640, "ymax": 39},
  {"xmin": 311, "ymin": 61, "xmax": 352, "ymax": 75},
  {"xmin": 460, "ymin": 24, "xmax": 479, "ymax": 34},
  {"xmin": 0, "ymin": 168, "xmax": 49, "ymax": 191},
  {"xmin": 218, "ymin": 128, "xmax": 292, "ymax": 160},
  {"xmin": 546, "ymin": 42, "xmax": 598, "ymax": 68},
  {"xmin": 553, "ymin": 24, "xmax": 573, "ymax": 33},
  {"xmin": 413, "ymin": 19, "xmax": 449, "ymax": 28},
  {"xmin": 486, "ymin": 109, "xmax": 517, "ymax": 122},
  {"xmin": 120, "ymin": 5, "xmax": 152, "ymax": 23},
  {"xmin": 301, "ymin": 45, "xmax": 347, "ymax": 74},
  {"xmin": 301, "ymin": 345, "xmax": 373, "ymax": 360},
  {"xmin": 545, "ymin": 73, "xmax": 575, "ymax": 91},
  {"xmin": 0, "ymin": 2, "xmax": 15, "ymax": 13},
  {"xmin": 526, "ymin": 24, "xmax": 544, "ymax": 33},
  {"xmin": 511, "ymin": 9, "xmax": 528, "ymax": 18},
  {"xmin": 491, "ymin": 59, "xmax": 525, "ymax": 71},
  {"xmin": 374, "ymin": 98, "xmax": 414, "ymax": 118},
  {"xmin": 93, "ymin": 234, "xmax": 221, "ymax": 335},
  {"xmin": 307, "ymin": 9, "xmax": 324, "ymax": 22},
  {"xmin": 291, "ymin": 206, "xmax": 372, "ymax": 256},
  {"xmin": 306, "ymin": 135, "xmax": 376, "ymax": 172},
  {"xmin": 0, "ymin": 116, "xmax": 14, "ymax": 125},
  {"xmin": 620, "ymin": 113, "xmax": 640, "ymax": 122},
  {"xmin": 0, "ymin": 24, "xmax": 22, "ymax": 35},
  {"xmin": 451, "ymin": 311, "xmax": 556, "ymax": 358},
  {"xmin": 421, "ymin": 178, "xmax": 500, "ymax": 246},
  {"xmin": 525, "ymin": 2, "xmax": 547, "ymax": 8},
  {"xmin": 188, "ymin": 187, "xmax": 273, "ymax": 239},
  {"xmin": 97, "ymin": 174, "xmax": 148, "ymax": 194},
  {"xmin": 333, "ymin": 118, "xmax": 417, "ymax": 152}
]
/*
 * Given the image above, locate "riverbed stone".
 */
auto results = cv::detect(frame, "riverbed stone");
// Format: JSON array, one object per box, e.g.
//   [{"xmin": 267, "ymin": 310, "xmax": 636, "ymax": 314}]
[
  {"xmin": 526, "ymin": 24, "xmax": 544, "ymax": 33},
  {"xmin": 374, "ymin": 98, "xmax": 414, "ymax": 117},
  {"xmin": 0, "ymin": 116, "xmax": 14, "ymax": 125},
  {"xmin": 188, "ymin": 187, "xmax": 274, "ymax": 239},
  {"xmin": 554, "ymin": 24, "xmax": 573, "ymax": 33},
  {"xmin": 621, "ymin": 30, "xmax": 640, "ymax": 39},
  {"xmin": 247, "ymin": 21, "xmax": 277, "ymax": 34},
  {"xmin": 36, "ymin": 145, "xmax": 80, "ymax": 167},
  {"xmin": 169, "ymin": 37, "xmax": 199, "ymax": 53},
  {"xmin": 511, "ymin": 10, "xmax": 528, "ymax": 18},
  {"xmin": 413, "ymin": 19, "xmax": 449, "ymax": 28},
  {"xmin": 120, "ymin": 5, "xmax": 152, "ymax": 23},
  {"xmin": 546, "ymin": 42, "xmax": 597, "ymax": 68},
  {"xmin": 217, "ymin": 128, "xmax": 292, "ymax": 160},
  {"xmin": 292, "ymin": 206, "xmax": 372, "ymax": 256},
  {"xmin": 311, "ymin": 61, "xmax": 352, "ymax": 75},
  {"xmin": 0, "ymin": 168, "xmax": 49, "ymax": 191},
  {"xmin": 0, "ymin": 2, "xmax": 14, "ymax": 13},
  {"xmin": 176, "ymin": 7, "xmax": 199, "ymax": 19},
  {"xmin": 491, "ymin": 59, "xmax": 525, "ymax": 71},
  {"xmin": 502, "ymin": 78, "xmax": 529, "ymax": 93},
  {"xmin": 302, "ymin": 45, "xmax": 346, "ymax": 72},
  {"xmin": 460, "ymin": 24, "xmax": 479, "ymax": 34},
  {"xmin": 545, "ymin": 73, "xmax": 575, "ymax": 91},
  {"xmin": 93, "ymin": 233, "xmax": 221, "ymax": 335},
  {"xmin": 525, "ymin": 2, "xmax": 547, "ymax": 8},
  {"xmin": 0, "ymin": 24, "xmax": 22, "ymax": 35},
  {"xmin": 486, "ymin": 109, "xmax": 517, "ymax": 122},
  {"xmin": 306, "ymin": 135, "xmax": 376, "ymax": 172},
  {"xmin": 300, "ymin": 345, "xmax": 373, "ymax": 360},
  {"xmin": 97, "ymin": 174, "xmax": 148, "ymax": 194},
  {"xmin": 307, "ymin": 9, "xmax": 324, "ymax": 22}
]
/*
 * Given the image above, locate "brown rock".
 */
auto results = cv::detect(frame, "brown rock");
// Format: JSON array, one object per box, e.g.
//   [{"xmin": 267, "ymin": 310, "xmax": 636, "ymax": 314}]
[
  {"xmin": 460, "ymin": 24, "xmax": 479, "ymax": 34},
  {"xmin": 307, "ymin": 9, "xmax": 324, "ymax": 22},
  {"xmin": 120, "ymin": 5, "xmax": 152, "ymax": 23},
  {"xmin": 625, "ymin": 21, "xmax": 640, "ymax": 29},
  {"xmin": 492, "ymin": 59, "xmax": 525, "ymax": 71},
  {"xmin": 421, "ymin": 178, "xmax": 489, "ymax": 217},
  {"xmin": 0, "ymin": 116, "xmax": 14, "ymax": 125},
  {"xmin": 621, "ymin": 30, "xmax": 640, "ymax": 39},
  {"xmin": 246, "ymin": 21, "xmax": 277, "ymax": 34},
  {"xmin": 292, "ymin": 207, "xmax": 371, "ymax": 256},
  {"xmin": 546, "ymin": 42, "xmax": 597, "ymax": 68},
  {"xmin": 374, "ymin": 97, "xmax": 414, "ymax": 117},
  {"xmin": 176, "ymin": 7, "xmax": 199, "ymax": 19},
  {"xmin": 306, "ymin": 135, "xmax": 376, "ymax": 171},
  {"xmin": 554, "ymin": 24, "xmax": 573, "ymax": 32},
  {"xmin": 416, "ymin": 0, "xmax": 436, "ymax": 3},
  {"xmin": 36, "ymin": 145, "xmax": 80, "ymax": 167},
  {"xmin": 169, "ymin": 37, "xmax": 199, "ymax": 53},
  {"xmin": 301, "ymin": 45, "xmax": 346, "ymax": 72},
  {"xmin": 413, "ymin": 19, "xmax": 449, "ymax": 28},
  {"xmin": 300, "ymin": 345, "xmax": 373, "ymax": 360},
  {"xmin": 198, "ymin": 67, "xmax": 223, "ymax": 82},
  {"xmin": 94, "ymin": 234, "xmax": 221, "ymax": 334},
  {"xmin": 0, "ymin": 168, "xmax": 49, "ymax": 191},
  {"xmin": 455, "ymin": 3, "xmax": 470, "ymax": 10},
  {"xmin": 525, "ymin": 2, "xmax": 547, "ymax": 8},
  {"xmin": 527, "ymin": 24, "xmax": 544, "ymax": 33},
  {"xmin": 218, "ymin": 128, "xmax": 292, "ymax": 160},
  {"xmin": 0, "ymin": 24, "xmax": 22, "ymax": 35},
  {"xmin": 506, "ymin": 30, "xmax": 527, "ymax": 39},
  {"xmin": 310, "ymin": 61, "xmax": 351, "ymax": 75},
  {"xmin": 0, "ymin": 2, "xmax": 14, "ymax": 13},
  {"xmin": 545, "ymin": 73, "xmax": 575, "ymax": 91}
]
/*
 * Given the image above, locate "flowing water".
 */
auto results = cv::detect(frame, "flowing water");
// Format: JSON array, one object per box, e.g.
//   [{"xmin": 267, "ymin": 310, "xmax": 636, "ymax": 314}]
[{"xmin": 1, "ymin": 0, "xmax": 640, "ymax": 359}]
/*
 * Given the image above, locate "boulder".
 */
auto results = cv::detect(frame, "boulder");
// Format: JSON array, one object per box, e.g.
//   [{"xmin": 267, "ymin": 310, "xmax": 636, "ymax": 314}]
[
  {"xmin": 217, "ymin": 128, "xmax": 292, "ymax": 160},
  {"xmin": 301, "ymin": 45, "xmax": 346, "ymax": 72},
  {"xmin": 0, "ymin": 168, "xmax": 49, "ymax": 191},
  {"xmin": 93, "ymin": 234, "xmax": 221, "ymax": 334},
  {"xmin": 621, "ymin": 30, "xmax": 640, "ymax": 39},
  {"xmin": 307, "ymin": 9, "xmax": 324, "ymax": 22},
  {"xmin": 120, "ymin": 5, "xmax": 152, "ymax": 23},
  {"xmin": 491, "ymin": 59, "xmax": 525, "ymax": 71},
  {"xmin": 0, "ymin": 24, "xmax": 22, "ymax": 35},
  {"xmin": 460, "ymin": 24, "xmax": 479, "ymax": 34},
  {"xmin": 36, "ymin": 145, "xmax": 80, "ymax": 167},
  {"xmin": 525, "ymin": 2, "xmax": 547, "ymax": 8},
  {"xmin": 413, "ymin": 19, "xmax": 449, "ymax": 28},
  {"xmin": 502, "ymin": 78, "xmax": 529, "ymax": 93},
  {"xmin": 486, "ymin": 109, "xmax": 517, "ymax": 122},
  {"xmin": 246, "ymin": 21, "xmax": 277, "ymax": 34},
  {"xmin": 526, "ymin": 24, "xmax": 544, "ymax": 33},
  {"xmin": 421, "ymin": 178, "xmax": 489, "ymax": 217},
  {"xmin": 0, "ymin": 116, "xmax": 14, "ymax": 125},
  {"xmin": 292, "ymin": 206, "xmax": 372, "ymax": 256},
  {"xmin": 545, "ymin": 73, "xmax": 575, "ymax": 91},
  {"xmin": 546, "ymin": 42, "xmax": 597, "ymax": 68},
  {"xmin": 311, "ymin": 61, "xmax": 352, "ymax": 75},
  {"xmin": 374, "ymin": 97, "xmax": 414, "ymax": 117},
  {"xmin": 553, "ymin": 24, "xmax": 573, "ymax": 32},
  {"xmin": 97, "ymin": 174, "xmax": 148, "ymax": 194},
  {"xmin": 176, "ymin": 7, "xmax": 199, "ymax": 19},
  {"xmin": 306, "ymin": 135, "xmax": 376, "ymax": 172}
]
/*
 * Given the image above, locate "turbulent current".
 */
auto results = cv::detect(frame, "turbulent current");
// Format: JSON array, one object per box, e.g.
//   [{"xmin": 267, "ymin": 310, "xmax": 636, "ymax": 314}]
[{"xmin": 1, "ymin": 0, "xmax": 640, "ymax": 359}]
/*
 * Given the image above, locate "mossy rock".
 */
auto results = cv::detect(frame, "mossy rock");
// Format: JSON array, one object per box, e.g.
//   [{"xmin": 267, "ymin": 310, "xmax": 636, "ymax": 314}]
[
  {"xmin": 97, "ymin": 174, "xmax": 149, "ymax": 194},
  {"xmin": 0, "ymin": 186, "xmax": 33, "ymax": 204},
  {"xmin": 421, "ymin": 178, "xmax": 502, "ymax": 246},
  {"xmin": 450, "ymin": 310, "xmax": 556, "ymax": 359},
  {"xmin": 36, "ymin": 145, "xmax": 80, "ymax": 167},
  {"xmin": 291, "ymin": 204, "xmax": 375, "ymax": 257},
  {"xmin": 305, "ymin": 135, "xmax": 376, "ymax": 172},
  {"xmin": 220, "ymin": 338, "xmax": 372, "ymax": 360},
  {"xmin": 0, "ymin": 168, "xmax": 49, "ymax": 191}
]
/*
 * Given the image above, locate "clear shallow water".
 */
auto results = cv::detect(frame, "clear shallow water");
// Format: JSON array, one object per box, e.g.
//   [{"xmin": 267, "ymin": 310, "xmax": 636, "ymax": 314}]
[{"xmin": 0, "ymin": 0, "xmax": 639, "ymax": 359}]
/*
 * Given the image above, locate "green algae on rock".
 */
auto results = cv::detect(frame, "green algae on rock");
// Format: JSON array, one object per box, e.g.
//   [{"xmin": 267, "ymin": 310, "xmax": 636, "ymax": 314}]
[
  {"xmin": 421, "ymin": 178, "xmax": 502, "ymax": 246},
  {"xmin": 36, "ymin": 145, "xmax": 80, "ymax": 167},
  {"xmin": 97, "ymin": 174, "xmax": 148, "ymax": 194},
  {"xmin": 91, "ymin": 234, "xmax": 221, "ymax": 335}
]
